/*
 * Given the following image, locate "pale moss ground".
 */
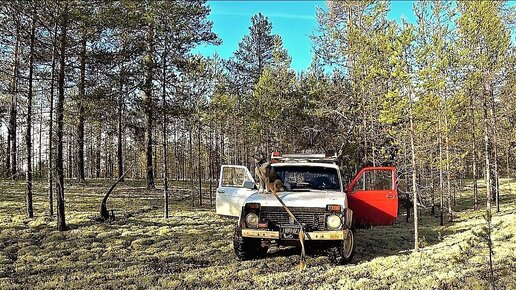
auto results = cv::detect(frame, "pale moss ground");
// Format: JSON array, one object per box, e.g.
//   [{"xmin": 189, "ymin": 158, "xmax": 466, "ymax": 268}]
[{"xmin": 0, "ymin": 178, "xmax": 515, "ymax": 289}]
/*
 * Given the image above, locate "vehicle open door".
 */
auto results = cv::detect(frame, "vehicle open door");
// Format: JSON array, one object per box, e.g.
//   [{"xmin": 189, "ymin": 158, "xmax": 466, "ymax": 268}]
[
  {"xmin": 216, "ymin": 165, "xmax": 257, "ymax": 217},
  {"xmin": 346, "ymin": 167, "xmax": 398, "ymax": 227}
]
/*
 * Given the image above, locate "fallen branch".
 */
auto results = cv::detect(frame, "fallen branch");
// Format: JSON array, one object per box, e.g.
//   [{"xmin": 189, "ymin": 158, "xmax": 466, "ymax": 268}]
[{"xmin": 99, "ymin": 166, "xmax": 132, "ymax": 221}]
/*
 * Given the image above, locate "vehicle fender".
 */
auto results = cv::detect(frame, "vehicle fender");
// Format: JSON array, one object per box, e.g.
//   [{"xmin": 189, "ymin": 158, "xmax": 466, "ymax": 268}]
[
  {"xmin": 345, "ymin": 208, "xmax": 353, "ymax": 229},
  {"xmin": 237, "ymin": 206, "xmax": 245, "ymax": 227}
]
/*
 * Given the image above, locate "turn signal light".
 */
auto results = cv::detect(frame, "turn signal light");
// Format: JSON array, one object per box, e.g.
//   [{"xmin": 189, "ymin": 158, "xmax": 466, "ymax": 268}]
[
  {"xmin": 327, "ymin": 205, "xmax": 342, "ymax": 212},
  {"xmin": 245, "ymin": 203, "xmax": 260, "ymax": 209}
]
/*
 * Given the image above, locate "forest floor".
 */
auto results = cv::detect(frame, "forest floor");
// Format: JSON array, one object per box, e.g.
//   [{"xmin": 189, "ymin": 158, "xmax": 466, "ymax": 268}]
[{"xmin": 0, "ymin": 178, "xmax": 515, "ymax": 289}]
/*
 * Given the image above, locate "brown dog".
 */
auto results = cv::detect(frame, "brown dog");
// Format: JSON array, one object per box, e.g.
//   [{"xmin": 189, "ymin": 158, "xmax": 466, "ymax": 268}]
[
  {"xmin": 253, "ymin": 152, "xmax": 306, "ymax": 270},
  {"xmin": 253, "ymin": 153, "xmax": 284, "ymax": 194}
]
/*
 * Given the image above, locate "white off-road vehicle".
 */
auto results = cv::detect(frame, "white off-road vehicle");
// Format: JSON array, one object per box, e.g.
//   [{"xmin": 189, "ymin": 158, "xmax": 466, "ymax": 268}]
[{"xmin": 216, "ymin": 153, "xmax": 398, "ymax": 264}]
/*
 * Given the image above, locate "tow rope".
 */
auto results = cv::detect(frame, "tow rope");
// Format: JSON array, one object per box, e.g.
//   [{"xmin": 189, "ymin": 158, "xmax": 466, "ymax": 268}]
[{"xmin": 269, "ymin": 189, "xmax": 308, "ymax": 271}]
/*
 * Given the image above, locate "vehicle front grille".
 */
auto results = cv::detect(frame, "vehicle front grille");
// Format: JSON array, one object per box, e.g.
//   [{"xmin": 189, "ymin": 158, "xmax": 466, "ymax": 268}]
[{"xmin": 260, "ymin": 206, "xmax": 327, "ymax": 231}]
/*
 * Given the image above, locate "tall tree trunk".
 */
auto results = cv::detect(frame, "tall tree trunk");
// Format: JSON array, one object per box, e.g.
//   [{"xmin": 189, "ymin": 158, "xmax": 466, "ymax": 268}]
[
  {"xmin": 438, "ymin": 114, "xmax": 444, "ymax": 226},
  {"xmin": 56, "ymin": 3, "xmax": 68, "ymax": 231},
  {"xmin": 189, "ymin": 125, "xmax": 194, "ymax": 207},
  {"xmin": 507, "ymin": 146, "xmax": 511, "ymax": 179},
  {"xmin": 209, "ymin": 122, "xmax": 213, "ymax": 207},
  {"xmin": 144, "ymin": 19, "xmax": 155, "ymax": 190},
  {"xmin": 38, "ymin": 95, "xmax": 43, "ymax": 178},
  {"xmin": 483, "ymin": 89, "xmax": 494, "ymax": 289},
  {"xmin": 153, "ymin": 128, "xmax": 158, "ymax": 179},
  {"xmin": 489, "ymin": 84, "xmax": 500, "ymax": 212},
  {"xmin": 9, "ymin": 21, "xmax": 20, "ymax": 180},
  {"xmin": 26, "ymin": 10, "xmax": 36, "ymax": 218},
  {"xmin": 162, "ymin": 46, "xmax": 169, "ymax": 218},
  {"xmin": 67, "ymin": 132, "xmax": 72, "ymax": 178},
  {"xmin": 469, "ymin": 92, "xmax": 478, "ymax": 210},
  {"xmin": 444, "ymin": 99, "xmax": 452, "ymax": 222},
  {"xmin": 430, "ymin": 154, "xmax": 435, "ymax": 216},
  {"xmin": 5, "ymin": 126, "xmax": 10, "ymax": 178},
  {"xmin": 77, "ymin": 34, "xmax": 86, "ymax": 183},
  {"xmin": 409, "ymin": 102, "xmax": 418, "ymax": 252},
  {"xmin": 48, "ymin": 20, "xmax": 58, "ymax": 217},
  {"xmin": 403, "ymin": 141, "xmax": 410, "ymax": 223},
  {"xmin": 483, "ymin": 88, "xmax": 492, "ymax": 207},
  {"xmin": 117, "ymin": 62, "xmax": 125, "ymax": 181},
  {"xmin": 444, "ymin": 115, "xmax": 453, "ymax": 222},
  {"xmin": 198, "ymin": 122, "xmax": 202, "ymax": 206},
  {"xmin": 96, "ymin": 127, "xmax": 101, "ymax": 178}
]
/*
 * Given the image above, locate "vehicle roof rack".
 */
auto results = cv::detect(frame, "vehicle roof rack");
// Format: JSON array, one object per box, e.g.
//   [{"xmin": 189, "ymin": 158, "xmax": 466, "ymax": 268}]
[{"xmin": 271, "ymin": 152, "xmax": 337, "ymax": 164}]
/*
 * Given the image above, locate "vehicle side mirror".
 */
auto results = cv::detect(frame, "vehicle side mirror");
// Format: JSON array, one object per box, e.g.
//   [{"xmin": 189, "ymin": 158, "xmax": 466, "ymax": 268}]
[{"xmin": 243, "ymin": 180, "xmax": 256, "ymax": 190}]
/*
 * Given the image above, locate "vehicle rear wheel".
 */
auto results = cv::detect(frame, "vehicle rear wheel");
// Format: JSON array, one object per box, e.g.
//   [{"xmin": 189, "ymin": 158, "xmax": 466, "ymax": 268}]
[
  {"xmin": 233, "ymin": 227, "xmax": 267, "ymax": 260},
  {"xmin": 328, "ymin": 228, "xmax": 355, "ymax": 265}
]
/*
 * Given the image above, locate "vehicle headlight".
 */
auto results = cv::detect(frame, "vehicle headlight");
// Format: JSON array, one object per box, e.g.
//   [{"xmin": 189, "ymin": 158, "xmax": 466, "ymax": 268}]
[
  {"xmin": 326, "ymin": 214, "xmax": 342, "ymax": 230},
  {"xmin": 245, "ymin": 213, "xmax": 259, "ymax": 228}
]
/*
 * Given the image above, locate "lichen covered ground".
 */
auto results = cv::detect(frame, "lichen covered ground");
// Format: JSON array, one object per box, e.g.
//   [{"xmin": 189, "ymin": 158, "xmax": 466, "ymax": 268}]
[{"xmin": 0, "ymin": 178, "xmax": 515, "ymax": 289}]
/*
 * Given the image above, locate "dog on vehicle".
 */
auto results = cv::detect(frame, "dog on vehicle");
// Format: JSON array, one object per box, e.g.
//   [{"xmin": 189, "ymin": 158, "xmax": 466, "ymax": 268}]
[{"xmin": 253, "ymin": 152, "xmax": 284, "ymax": 194}]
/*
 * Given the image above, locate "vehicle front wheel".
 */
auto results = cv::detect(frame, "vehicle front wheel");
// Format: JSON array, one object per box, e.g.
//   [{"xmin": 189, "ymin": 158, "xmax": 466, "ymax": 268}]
[
  {"xmin": 328, "ymin": 228, "xmax": 355, "ymax": 265},
  {"xmin": 233, "ymin": 227, "xmax": 267, "ymax": 260}
]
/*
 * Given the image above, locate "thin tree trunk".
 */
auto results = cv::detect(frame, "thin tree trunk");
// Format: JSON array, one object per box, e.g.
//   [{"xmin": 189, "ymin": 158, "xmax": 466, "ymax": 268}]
[
  {"xmin": 507, "ymin": 146, "xmax": 511, "ymax": 179},
  {"xmin": 489, "ymin": 84, "xmax": 500, "ymax": 212},
  {"xmin": 483, "ymin": 89, "xmax": 492, "ymax": 209},
  {"xmin": 482, "ymin": 87, "xmax": 494, "ymax": 290},
  {"xmin": 56, "ymin": 3, "xmax": 68, "ymax": 231},
  {"xmin": 438, "ymin": 114, "xmax": 444, "ymax": 226},
  {"xmin": 444, "ymin": 96, "xmax": 452, "ymax": 222},
  {"xmin": 198, "ymin": 122, "xmax": 202, "ymax": 206},
  {"xmin": 96, "ymin": 127, "xmax": 101, "ymax": 178},
  {"xmin": 117, "ymin": 62, "xmax": 125, "ymax": 181},
  {"xmin": 144, "ymin": 18, "xmax": 155, "ymax": 190},
  {"xmin": 403, "ymin": 141, "xmax": 410, "ymax": 223},
  {"xmin": 67, "ymin": 132, "xmax": 72, "ymax": 178},
  {"xmin": 38, "ymin": 94, "xmax": 43, "ymax": 178},
  {"xmin": 189, "ymin": 125, "xmax": 194, "ymax": 207},
  {"xmin": 9, "ymin": 21, "xmax": 20, "ymax": 180},
  {"xmin": 48, "ymin": 20, "xmax": 57, "ymax": 217},
  {"xmin": 409, "ymin": 102, "xmax": 418, "ymax": 252},
  {"xmin": 26, "ymin": 10, "xmax": 36, "ymax": 218},
  {"xmin": 173, "ymin": 120, "xmax": 178, "ymax": 180},
  {"xmin": 6, "ymin": 126, "xmax": 10, "ymax": 178},
  {"xmin": 209, "ymin": 122, "xmax": 213, "ymax": 207},
  {"xmin": 162, "ymin": 45, "xmax": 169, "ymax": 218},
  {"xmin": 430, "ymin": 154, "xmax": 435, "ymax": 216},
  {"xmin": 153, "ymin": 128, "xmax": 158, "ymax": 179},
  {"xmin": 469, "ymin": 92, "xmax": 478, "ymax": 210},
  {"xmin": 77, "ymin": 34, "xmax": 86, "ymax": 183},
  {"xmin": 89, "ymin": 126, "xmax": 93, "ymax": 178}
]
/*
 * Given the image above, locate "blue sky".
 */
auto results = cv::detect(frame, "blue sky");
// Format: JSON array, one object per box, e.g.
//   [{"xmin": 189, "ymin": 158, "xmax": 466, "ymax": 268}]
[{"xmin": 194, "ymin": 1, "xmax": 514, "ymax": 72}]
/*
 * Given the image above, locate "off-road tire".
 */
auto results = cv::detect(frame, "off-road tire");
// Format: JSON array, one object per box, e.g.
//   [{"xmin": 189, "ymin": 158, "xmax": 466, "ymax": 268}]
[
  {"xmin": 328, "ymin": 227, "xmax": 355, "ymax": 265},
  {"xmin": 233, "ymin": 227, "xmax": 267, "ymax": 260}
]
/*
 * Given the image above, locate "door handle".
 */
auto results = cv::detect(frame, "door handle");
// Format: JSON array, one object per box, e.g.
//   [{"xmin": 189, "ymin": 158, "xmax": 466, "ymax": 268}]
[
  {"xmin": 217, "ymin": 189, "xmax": 225, "ymax": 194},
  {"xmin": 386, "ymin": 194, "xmax": 395, "ymax": 199}
]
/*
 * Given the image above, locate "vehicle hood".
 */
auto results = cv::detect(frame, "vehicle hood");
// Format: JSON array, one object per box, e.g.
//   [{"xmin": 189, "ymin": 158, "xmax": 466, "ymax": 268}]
[{"xmin": 244, "ymin": 190, "xmax": 347, "ymax": 209}]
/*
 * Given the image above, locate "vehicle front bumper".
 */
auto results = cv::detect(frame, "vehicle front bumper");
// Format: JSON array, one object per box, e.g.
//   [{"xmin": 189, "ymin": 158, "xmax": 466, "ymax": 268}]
[{"xmin": 241, "ymin": 228, "xmax": 349, "ymax": 240}]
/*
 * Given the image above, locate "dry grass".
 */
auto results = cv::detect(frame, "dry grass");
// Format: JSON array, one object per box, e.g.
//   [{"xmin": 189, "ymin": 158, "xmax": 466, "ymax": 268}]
[{"xmin": 0, "ymin": 178, "xmax": 515, "ymax": 289}]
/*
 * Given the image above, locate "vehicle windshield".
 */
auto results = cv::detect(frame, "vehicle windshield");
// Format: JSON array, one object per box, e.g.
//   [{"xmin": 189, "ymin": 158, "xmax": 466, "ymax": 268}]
[{"xmin": 274, "ymin": 165, "xmax": 340, "ymax": 191}]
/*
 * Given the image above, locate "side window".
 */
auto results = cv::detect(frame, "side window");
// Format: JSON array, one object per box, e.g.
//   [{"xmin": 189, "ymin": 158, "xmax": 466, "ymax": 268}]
[
  {"xmin": 221, "ymin": 167, "xmax": 247, "ymax": 188},
  {"xmin": 352, "ymin": 170, "xmax": 392, "ymax": 192}
]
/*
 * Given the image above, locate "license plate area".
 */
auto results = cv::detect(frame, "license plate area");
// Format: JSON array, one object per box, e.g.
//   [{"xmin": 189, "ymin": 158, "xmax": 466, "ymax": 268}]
[{"xmin": 280, "ymin": 225, "xmax": 301, "ymax": 240}]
